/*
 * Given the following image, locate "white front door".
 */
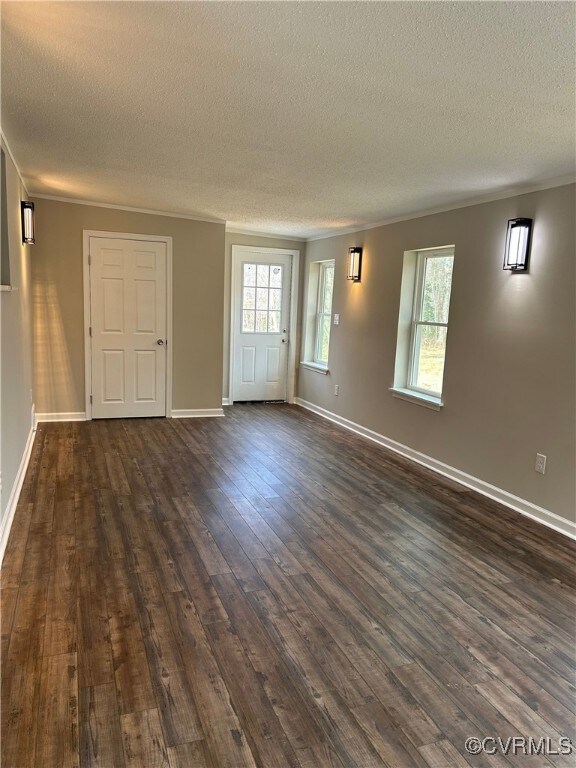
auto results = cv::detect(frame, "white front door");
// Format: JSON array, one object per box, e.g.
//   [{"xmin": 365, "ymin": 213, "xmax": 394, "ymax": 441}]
[
  {"xmin": 232, "ymin": 251, "xmax": 292, "ymax": 401},
  {"xmin": 89, "ymin": 236, "xmax": 167, "ymax": 418}
]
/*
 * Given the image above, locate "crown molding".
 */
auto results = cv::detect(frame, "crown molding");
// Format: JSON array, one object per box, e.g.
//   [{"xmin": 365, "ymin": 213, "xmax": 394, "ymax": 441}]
[
  {"xmin": 306, "ymin": 175, "xmax": 576, "ymax": 242},
  {"xmin": 7, "ymin": 151, "xmax": 573, "ymax": 242},
  {"xmin": 0, "ymin": 131, "xmax": 30, "ymax": 196},
  {"xmin": 225, "ymin": 226, "xmax": 306, "ymax": 242},
  {"xmin": 30, "ymin": 194, "xmax": 226, "ymax": 225}
]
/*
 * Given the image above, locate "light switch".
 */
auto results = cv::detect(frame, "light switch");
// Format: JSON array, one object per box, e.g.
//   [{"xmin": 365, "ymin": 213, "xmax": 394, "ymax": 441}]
[{"xmin": 333, "ymin": 313, "xmax": 340, "ymax": 325}]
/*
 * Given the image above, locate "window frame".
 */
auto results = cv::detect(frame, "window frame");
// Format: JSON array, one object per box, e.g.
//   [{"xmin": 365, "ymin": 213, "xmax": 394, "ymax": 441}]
[
  {"xmin": 313, "ymin": 260, "xmax": 335, "ymax": 366},
  {"xmin": 406, "ymin": 249, "xmax": 454, "ymax": 397}
]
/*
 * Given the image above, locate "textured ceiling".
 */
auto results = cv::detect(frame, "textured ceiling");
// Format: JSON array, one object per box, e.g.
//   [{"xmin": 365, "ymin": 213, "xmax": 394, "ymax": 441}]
[{"xmin": 1, "ymin": 1, "xmax": 574, "ymax": 238}]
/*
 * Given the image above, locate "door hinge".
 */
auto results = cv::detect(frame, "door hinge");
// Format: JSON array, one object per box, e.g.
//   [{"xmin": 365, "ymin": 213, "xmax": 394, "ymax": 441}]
[
  {"xmin": 88, "ymin": 254, "xmax": 91, "ymax": 266},
  {"xmin": 89, "ymin": 326, "xmax": 92, "ymax": 337},
  {"xmin": 90, "ymin": 395, "xmax": 93, "ymax": 404}
]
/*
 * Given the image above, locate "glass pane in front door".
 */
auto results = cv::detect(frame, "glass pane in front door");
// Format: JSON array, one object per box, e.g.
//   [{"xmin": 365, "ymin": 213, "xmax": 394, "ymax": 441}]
[{"xmin": 241, "ymin": 263, "xmax": 284, "ymax": 333}]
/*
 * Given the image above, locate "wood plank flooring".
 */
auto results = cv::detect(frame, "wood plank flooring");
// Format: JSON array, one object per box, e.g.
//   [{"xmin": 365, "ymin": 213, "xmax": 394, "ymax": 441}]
[{"xmin": 1, "ymin": 403, "xmax": 575, "ymax": 767}]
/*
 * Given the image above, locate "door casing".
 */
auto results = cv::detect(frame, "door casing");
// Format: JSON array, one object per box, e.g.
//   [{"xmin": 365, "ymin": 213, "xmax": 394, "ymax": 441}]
[
  {"xmin": 83, "ymin": 230, "xmax": 173, "ymax": 420},
  {"xmin": 230, "ymin": 245, "xmax": 300, "ymax": 404}
]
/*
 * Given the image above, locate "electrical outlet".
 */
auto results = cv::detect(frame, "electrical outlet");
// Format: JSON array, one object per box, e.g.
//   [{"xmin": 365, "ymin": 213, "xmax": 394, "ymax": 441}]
[
  {"xmin": 333, "ymin": 313, "xmax": 340, "ymax": 325},
  {"xmin": 334, "ymin": 384, "xmax": 339, "ymax": 396},
  {"xmin": 535, "ymin": 453, "xmax": 547, "ymax": 475}
]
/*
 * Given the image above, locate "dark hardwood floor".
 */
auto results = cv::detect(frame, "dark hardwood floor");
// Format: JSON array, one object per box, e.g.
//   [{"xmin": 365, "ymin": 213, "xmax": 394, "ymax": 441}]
[{"xmin": 1, "ymin": 404, "xmax": 575, "ymax": 767}]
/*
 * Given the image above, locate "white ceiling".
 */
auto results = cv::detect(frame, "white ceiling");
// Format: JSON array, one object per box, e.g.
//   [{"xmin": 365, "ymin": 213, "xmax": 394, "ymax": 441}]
[{"xmin": 2, "ymin": 1, "xmax": 574, "ymax": 239}]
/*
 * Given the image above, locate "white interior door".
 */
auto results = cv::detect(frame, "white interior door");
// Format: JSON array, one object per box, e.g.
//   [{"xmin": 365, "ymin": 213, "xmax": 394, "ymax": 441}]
[
  {"xmin": 232, "ymin": 252, "xmax": 292, "ymax": 401},
  {"xmin": 89, "ymin": 236, "xmax": 167, "ymax": 418}
]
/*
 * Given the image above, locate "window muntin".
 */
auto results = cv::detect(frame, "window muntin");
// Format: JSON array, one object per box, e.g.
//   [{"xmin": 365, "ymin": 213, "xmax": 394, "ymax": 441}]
[
  {"xmin": 408, "ymin": 250, "xmax": 454, "ymax": 396},
  {"xmin": 314, "ymin": 261, "xmax": 334, "ymax": 364},
  {"xmin": 241, "ymin": 262, "xmax": 283, "ymax": 333}
]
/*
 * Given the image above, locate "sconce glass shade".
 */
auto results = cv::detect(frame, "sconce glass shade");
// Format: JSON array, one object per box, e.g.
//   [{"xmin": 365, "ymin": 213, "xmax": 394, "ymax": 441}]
[
  {"xmin": 347, "ymin": 247, "xmax": 362, "ymax": 281},
  {"xmin": 503, "ymin": 218, "xmax": 532, "ymax": 271},
  {"xmin": 21, "ymin": 201, "xmax": 35, "ymax": 244}
]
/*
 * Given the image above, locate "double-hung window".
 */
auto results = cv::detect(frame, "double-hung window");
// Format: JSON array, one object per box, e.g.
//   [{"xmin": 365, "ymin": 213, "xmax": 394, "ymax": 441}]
[
  {"xmin": 314, "ymin": 261, "xmax": 334, "ymax": 366},
  {"xmin": 407, "ymin": 248, "xmax": 454, "ymax": 397}
]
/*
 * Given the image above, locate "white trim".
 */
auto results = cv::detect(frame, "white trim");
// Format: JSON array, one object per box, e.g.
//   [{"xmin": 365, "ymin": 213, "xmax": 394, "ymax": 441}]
[
  {"xmin": 32, "ymin": 194, "xmax": 225, "ymax": 225},
  {"xmin": 0, "ymin": 423, "xmax": 36, "ymax": 565},
  {"xmin": 230, "ymin": 245, "xmax": 300, "ymax": 255},
  {"xmin": 82, "ymin": 234, "xmax": 91, "ymax": 419},
  {"xmin": 229, "ymin": 245, "xmax": 300, "ymax": 405},
  {"xmin": 82, "ymin": 231, "xmax": 173, "ymax": 420},
  {"xmin": 0, "ymin": 285, "xmax": 15, "ymax": 292},
  {"xmin": 36, "ymin": 412, "xmax": 86, "ymax": 424},
  {"xmin": 222, "ymin": 398, "xmax": 231, "ymax": 406},
  {"xmin": 11, "ymin": 155, "xmax": 574, "ymax": 243},
  {"xmin": 389, "ymin": 387, "xmax": 442, "ymax": 411},
  {"xmin": 23, "ymin": 174, "xmax": 573, "ymax": 246},
  {"xmin": 166, "ymin": 244, "xmax": 174, "ymax": 418},
  {"xmin": 0, "ymin": 131, "xmax": 29, "ymax": 195},
  {"xmin": 294, "ymin": 397, "xmax": 576, "ymax": 540},
  {"xmin": 406, "ymin": 248, "xmax": 454, "ymax": 398},
  {"xmin": 306, "ymin": 176, "xmax": 576, "ymax": 242},
  {"xmin": 171, "ymin": 409, "xmax": 224, "ymax": 418},
  {"xmin": 287, "ymin": 251, "xmax": 300, "ymax": 404},
  {"xmin": 300, "ymin": 361, "xmax": 330, "ymax": 375},
  {"xmin": 225, "ymin": 226, "xmax": 306, "ymax": 242}
]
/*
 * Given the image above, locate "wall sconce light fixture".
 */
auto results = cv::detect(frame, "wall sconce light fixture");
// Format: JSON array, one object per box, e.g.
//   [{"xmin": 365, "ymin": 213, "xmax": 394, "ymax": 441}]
[
  {"xmin": 347, "ymin": 247, "xmax": 362, "ymax": 281},
  {"xmin": 21, "ymin": 201, "xmax": 35, "ymax": 244},
  {"xmin": 503, "ymin": 217, "xmax": 532, "ymax": 271}
]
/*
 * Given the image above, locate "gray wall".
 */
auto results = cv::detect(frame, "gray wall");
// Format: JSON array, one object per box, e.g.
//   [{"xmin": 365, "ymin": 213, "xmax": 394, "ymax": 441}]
[
  {"xmin": 298, "ymin": 184, "xmax": 575, "ymax": 523},
  {"xmin": 31, "ymin": 198, "xmax": 226, "ymax": 414},
  {"xmin": 0, "ymin": 141, "xmax": 34, "ymax": 527}
]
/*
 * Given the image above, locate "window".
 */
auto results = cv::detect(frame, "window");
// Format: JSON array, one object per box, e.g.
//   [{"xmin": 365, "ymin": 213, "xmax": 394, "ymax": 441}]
[
  {"xmin": 392, "ymin": 246, "xmax": 454, "ymax": 408},
  {"xmin": 314, "ymin": 261, "xmax": 334, "ymax": 364},
  {"xmin": 408, "ymin": 250, "xmax": 454, "ymax": 395},
  {"xmin": 301, "ymin": 259, "xmax": 334, "ymax": 372},
  {"xmin": 241, "ymin": 262, "xmax": 283, "ymax": 333}
]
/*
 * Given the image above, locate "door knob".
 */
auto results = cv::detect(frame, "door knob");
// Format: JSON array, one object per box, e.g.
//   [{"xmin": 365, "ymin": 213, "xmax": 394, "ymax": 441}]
[{"xmin": 157, "ymin": 339, "xmax": 165, "ymax": 346}]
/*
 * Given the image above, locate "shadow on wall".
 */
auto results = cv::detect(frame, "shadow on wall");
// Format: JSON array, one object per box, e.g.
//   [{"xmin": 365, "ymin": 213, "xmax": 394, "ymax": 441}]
[{"xmin": 33, "ymin": 280, "xmax": 78, "ymax": 413}]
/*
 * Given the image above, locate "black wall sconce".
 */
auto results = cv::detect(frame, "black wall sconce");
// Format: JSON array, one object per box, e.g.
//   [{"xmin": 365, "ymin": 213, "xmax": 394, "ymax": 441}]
[
  {"xmin": 503, "ymin": 217, "xmax": 532, "ymax": 271},
  {"xmin": 347, "ymin": 247, "xmax": 362, "ymax": 282},
  {"xmin": 21, "ymin": 201, "xmax": 35, "ymax": 244}
]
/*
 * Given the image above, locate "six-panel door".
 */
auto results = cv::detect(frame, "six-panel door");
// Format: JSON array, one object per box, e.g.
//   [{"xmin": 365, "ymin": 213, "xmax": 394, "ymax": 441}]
[{"xmin": 89, "ymin": 237, "xmax": 167, "ymax": 418}]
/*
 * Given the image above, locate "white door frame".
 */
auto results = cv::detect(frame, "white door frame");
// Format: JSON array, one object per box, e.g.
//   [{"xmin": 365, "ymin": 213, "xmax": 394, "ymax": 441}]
[
  {"xmin": 230, "ymin": 245, "xmax": 300, "ymax": 404},
  {"xmin": 82, "ymin": 230, "xmax": 173, "ymax": 420}
]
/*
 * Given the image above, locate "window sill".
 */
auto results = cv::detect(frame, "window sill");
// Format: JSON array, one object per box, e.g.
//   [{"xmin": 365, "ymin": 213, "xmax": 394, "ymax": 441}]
[
  {"xmin": 389, "ymin": 387, "xmax": 443, "ymax": 411},
  {"xmin": 300, "ymin": 361, "xmax": 329, "ymax": 375}
]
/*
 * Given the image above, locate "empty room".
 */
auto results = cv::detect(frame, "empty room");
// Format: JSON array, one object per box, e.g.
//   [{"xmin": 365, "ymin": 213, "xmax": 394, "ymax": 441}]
[{"xmin": 1, "ymin": 2, "xmax": 575, "ymax": 767}]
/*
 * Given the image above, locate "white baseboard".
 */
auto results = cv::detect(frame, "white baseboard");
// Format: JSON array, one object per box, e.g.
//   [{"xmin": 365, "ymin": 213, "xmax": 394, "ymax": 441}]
[
  {"xmin": 0, "ymin": 422, "xmax": 36, "ymax": 565},
  {"xmin": 222, "ymin": 398, "xmax": 231, "ymax": 406},
  {"xmin": 171, "ymin": 408, "xmax": 224, "ymax": 418},
  {"xmin": 36, "ymin": 409, "xmax": 228, "ymax": 421},
  {"xmin": 294, "ymin": 398, "xmax": 576, "ymax": 540},
  {"xmin": 36, "ymin": 411, "xmax": 86, "ymax": 424}
]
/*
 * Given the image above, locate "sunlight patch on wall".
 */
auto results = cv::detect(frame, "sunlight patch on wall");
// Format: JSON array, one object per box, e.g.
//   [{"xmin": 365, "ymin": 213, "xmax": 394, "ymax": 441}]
[{"xmin": 33, "ymin": 280, "xmax": 77, "ymax": 413}]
